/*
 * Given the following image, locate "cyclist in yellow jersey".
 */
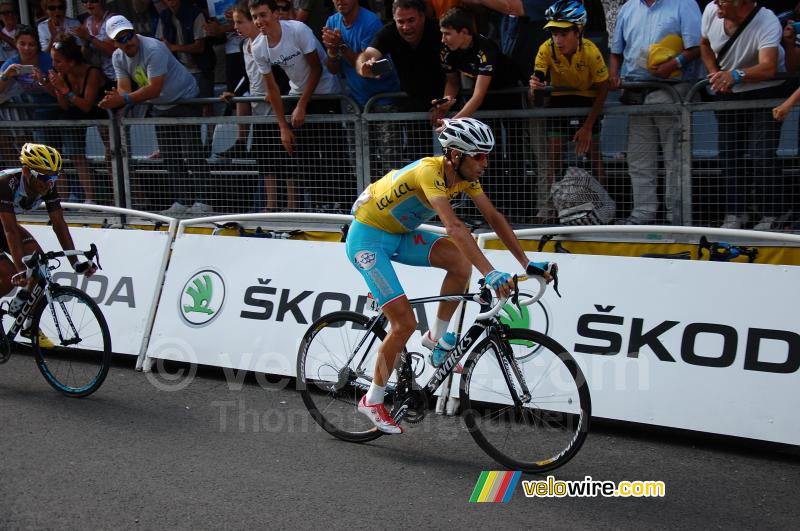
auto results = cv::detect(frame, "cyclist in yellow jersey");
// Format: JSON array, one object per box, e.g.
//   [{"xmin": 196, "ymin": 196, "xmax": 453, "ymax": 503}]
[{"xmin": 346, "ymin": 117, "xmax": 554, "ymax": 434}]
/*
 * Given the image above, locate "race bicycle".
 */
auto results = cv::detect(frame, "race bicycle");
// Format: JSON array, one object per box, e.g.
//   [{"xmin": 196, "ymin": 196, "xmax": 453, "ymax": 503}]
[
  {"xmin": 0, "ymin": 245, "xmax": 112, "ymax": 397},
  {"xmin": 297, "ymin": 267, "xmax": 591, "ymax": 473}
]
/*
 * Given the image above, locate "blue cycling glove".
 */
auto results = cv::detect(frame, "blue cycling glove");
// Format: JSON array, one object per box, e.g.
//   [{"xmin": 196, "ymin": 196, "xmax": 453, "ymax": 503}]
[{"xmin": 485, "ymin": 270, "xmax": 512, "ymax": 291}]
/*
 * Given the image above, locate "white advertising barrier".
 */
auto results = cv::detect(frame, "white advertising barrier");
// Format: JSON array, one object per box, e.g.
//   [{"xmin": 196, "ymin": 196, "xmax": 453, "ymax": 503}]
[
  {"xmin": 145, "ymin": 235, "xmax": 450, "ymax": 384},
  {"xmin": 2, "ymin": 224, "xmax": 173, "ymax": 356},
  {"xmin": 481, "ymin": 250, "xmax": 800, "ymax": 445}
]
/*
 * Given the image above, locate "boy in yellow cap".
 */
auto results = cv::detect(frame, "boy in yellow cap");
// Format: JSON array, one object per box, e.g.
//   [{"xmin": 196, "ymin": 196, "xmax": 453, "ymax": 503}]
[{"xmin": 529, "ymin": 0, "xmax": 609, "ymax": 202}]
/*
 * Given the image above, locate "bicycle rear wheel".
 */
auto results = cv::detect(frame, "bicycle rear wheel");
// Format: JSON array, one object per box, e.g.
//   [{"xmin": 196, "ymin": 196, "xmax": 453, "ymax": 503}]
[
  {"xmin": 297, "ymin": 311, "xmax": 396, "ymax": 443},
  {"xmin": 460, "ymin": 329, "xmax": 590, "ymax": 473},
  {"xmin": 31, "ymin": 286, "xmax": 112, "ymax": 398}
]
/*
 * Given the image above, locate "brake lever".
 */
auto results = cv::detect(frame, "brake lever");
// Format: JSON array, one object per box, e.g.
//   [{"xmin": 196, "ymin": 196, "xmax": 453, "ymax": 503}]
[
  {"xmin": 511, "ymin": 275, "xmax": 520, "ymax": 307},
  {"xmin": 89, "ymin": 243, "xmax": 102, "ymax": 270},
  {"xmin": 551, "ymin": 264, "xmax": 561, "ymax": 298}
]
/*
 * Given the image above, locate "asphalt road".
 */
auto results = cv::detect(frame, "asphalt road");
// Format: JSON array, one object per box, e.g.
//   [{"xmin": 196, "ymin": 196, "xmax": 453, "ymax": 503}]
[{"xmin": 1, "ymin": 351, "xmax": 798, "ymax": 530}]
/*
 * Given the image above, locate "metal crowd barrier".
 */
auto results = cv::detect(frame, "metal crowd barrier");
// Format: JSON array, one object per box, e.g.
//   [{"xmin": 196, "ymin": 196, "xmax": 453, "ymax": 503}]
[{"xmin": 1, "ymin": 83, "xmax": 799, "ymax": 231}]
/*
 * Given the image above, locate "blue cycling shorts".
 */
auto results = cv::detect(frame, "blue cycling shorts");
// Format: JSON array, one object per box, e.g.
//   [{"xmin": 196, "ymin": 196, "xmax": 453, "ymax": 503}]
[{"xmin": 345, "ymin": 220, "xmax": 444, "ymax": 307}]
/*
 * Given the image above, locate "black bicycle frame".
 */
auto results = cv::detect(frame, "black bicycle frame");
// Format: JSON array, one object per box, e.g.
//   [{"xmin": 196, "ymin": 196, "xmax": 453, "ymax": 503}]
[
  {"xmin": 4, "ymin": 280, "xmax": 46, "ymax": 341},
  {"xmin": 355, "ymin": 291, "xmax": 532, "ymax": 406}
]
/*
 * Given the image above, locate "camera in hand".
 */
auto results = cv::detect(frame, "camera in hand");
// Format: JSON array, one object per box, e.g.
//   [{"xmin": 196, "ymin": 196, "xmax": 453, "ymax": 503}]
[{"xmin": 370, "ymin": 58, "xmax": 392, "ymax": 76}]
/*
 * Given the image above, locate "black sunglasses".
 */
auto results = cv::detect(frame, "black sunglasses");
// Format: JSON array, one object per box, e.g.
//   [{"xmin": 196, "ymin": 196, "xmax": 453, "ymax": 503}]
[
  {"xmin": 0, "ymin": 10, "xmax": 15, "ymax": 15},
  {"xmin": 275, "ymin": 4, "xmax": 291, "ymax": 11},
  {"xmin": 113, "ymin": 31, "xmax": 135, "ymax": 44},
  {"xmin": 46, "ymin": 5, "xmax": 66, "ymax": 11}
]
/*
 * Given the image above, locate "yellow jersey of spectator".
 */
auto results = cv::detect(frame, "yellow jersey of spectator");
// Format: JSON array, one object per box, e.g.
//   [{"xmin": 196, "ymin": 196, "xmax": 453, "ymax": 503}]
[
  {"xmin": 534, "ymin": 38, "xmax": 609, "ymax": 98},
  {"xmin": 353, "ymin": 156, "xmax": 485, "ymax": 234}
]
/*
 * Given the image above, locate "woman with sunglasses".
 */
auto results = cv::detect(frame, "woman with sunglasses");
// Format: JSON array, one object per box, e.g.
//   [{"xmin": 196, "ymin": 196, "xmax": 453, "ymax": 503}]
[
  {"xmin": 0, "ymin": 1, "xmax": 19, "ymax": 63},
  {"xmin": 0, "ymin": 143, "xmax": 97, "ymax": 347},
  {"xmin": 69, "ymin": 0, "xmax": 116, "ymax": 82},
  {"xmin": 48, "ymin": 33, "xmax": 112, "ymax": 204},
  {"xmin": 346, "ymin": 117, "xmax": 554, "ymax": 433},
  {"xmin": 37, "ymin": 0, "xmax": 81, "ymax": 52}
]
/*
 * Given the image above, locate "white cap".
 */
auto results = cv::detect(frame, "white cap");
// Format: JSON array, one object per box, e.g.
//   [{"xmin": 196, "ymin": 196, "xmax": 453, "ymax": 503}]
[{"xmin": 105, "ymin": 15, "xmax": 134, "ymax": 40}]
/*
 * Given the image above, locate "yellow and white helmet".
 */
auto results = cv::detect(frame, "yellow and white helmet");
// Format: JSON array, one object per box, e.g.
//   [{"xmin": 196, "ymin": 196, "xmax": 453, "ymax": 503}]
[{"xmin": 20, "ymin": 143, "xmax": 62, "ymax": 174}]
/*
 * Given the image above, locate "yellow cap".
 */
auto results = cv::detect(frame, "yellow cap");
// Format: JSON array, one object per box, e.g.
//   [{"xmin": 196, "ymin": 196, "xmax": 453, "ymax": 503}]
[
  {"xmin": 648, "ymin": 34, "xmax": 684, "ymax": 78},
  {"xmin": 544, "ymin": 20, "xmax": 581, "ymax": 30}
]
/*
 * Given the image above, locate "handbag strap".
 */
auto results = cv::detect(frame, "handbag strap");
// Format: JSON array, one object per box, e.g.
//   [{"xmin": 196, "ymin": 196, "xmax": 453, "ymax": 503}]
[{"xmin": 715, "ymin": 5, "xmax": 762, "ymax": 69}]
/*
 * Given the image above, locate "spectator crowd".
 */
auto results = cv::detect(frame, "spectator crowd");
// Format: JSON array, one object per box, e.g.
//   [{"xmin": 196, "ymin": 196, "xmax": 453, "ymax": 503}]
[{"xmin": 0, "ymin": 0, "xmax": 798, "ymax": 229}]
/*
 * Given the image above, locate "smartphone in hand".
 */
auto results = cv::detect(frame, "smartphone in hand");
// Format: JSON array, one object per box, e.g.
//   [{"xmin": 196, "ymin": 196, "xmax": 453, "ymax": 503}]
[
  {"xmin": 18, "ymin": 64, "xmax": 35, "ymax": 75},
  {"xmin": 371, "ymin": 58, "xmax": 392, "ymax": 76}
]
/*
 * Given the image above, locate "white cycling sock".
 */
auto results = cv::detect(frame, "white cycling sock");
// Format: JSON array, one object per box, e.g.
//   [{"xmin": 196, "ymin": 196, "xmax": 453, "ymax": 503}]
[
  {"xmin": 365, "ymin": 383, "xmax": 385, "ymax": 406},
  {"xmin": 429, "ymin": 318, "xmax": 450, "ymax": 342}
]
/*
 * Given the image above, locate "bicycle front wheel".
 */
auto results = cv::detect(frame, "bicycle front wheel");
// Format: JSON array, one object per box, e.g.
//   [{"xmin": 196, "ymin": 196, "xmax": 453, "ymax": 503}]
[
  {"xmin": 460, "ymin": 329, "xmax": 591, "ymax": 473},
  {"xmin": 31, "ymin": 286, "xmax": 112, "ymax": 398},
  {"xmin": 297, "ymin": 311, "xmax": 395, "ymax": 443}
]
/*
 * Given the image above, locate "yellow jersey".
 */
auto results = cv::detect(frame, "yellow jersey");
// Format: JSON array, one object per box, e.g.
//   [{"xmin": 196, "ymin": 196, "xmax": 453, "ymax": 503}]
[
  {"xmin": 352, "ymin": 156, "xmax": 485, "ymax": 234},
  {"xmin": 534, "ymin": 38, "xmax": 608, "ymax": 98}
]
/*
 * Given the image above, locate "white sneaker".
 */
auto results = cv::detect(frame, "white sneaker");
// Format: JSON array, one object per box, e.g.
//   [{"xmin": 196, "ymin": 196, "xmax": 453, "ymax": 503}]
[
  {"xmin": 187, "ymin": 202, "xmax": 212, "ymax": 215},
  {"xmin": 162, "ymin": 202, "xmax": 187, "ymax": 216},
  {"xmin": 357, "ymin": 396, "xmax": 404, "ymax": 434},
  {"xmin": 752, "ymin": 216, "xmax": 776, "ymax": 231},
  {"xmin": 720, "ymin": 214, "xmax": 748, "ymax": 230}
]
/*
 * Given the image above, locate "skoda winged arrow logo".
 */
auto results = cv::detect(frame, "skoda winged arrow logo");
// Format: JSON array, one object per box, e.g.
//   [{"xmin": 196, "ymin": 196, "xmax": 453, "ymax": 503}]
[{"xmin": 180, "ymin": 269, "xmax": 226, "ymax": 327}]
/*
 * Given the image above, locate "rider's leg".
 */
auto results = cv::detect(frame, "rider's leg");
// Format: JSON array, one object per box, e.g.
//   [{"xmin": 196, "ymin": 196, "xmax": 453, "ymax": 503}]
[
  {"xmin": 426, "ymin": 237, "xmax": 471, "ymax": 340},
  {"xmin": 0, "ymin": 232, "xmax": 43, "ymax": 310},
  {"xmin": 345, "ymin": 221, "xmax": 413, "ymax": 405},
  {"xmin": 367, "ymin": 295, "xmax": 417, "ymax": 404},
  {"xmin": 0, "ymin": 255, "xmax": 15, "ymax": 297}
]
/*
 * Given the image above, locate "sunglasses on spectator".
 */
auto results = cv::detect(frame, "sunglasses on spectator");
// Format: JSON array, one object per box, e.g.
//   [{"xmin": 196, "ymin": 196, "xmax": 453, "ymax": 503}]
[
  {"xmin": 113, "ymin": 31, "xmax": 135, "ymax": 44},
  {"xmin": 30, "ymin": 169, "xmax": 58, "ymax": 183},
  {"xmin": 275, "ymin": 4, "xmax": 291, "ymax": 11},
  {"xmin": 0, "ymin": 10, "xmax": 15, "ymax": 15},
  {"xmin": 81, "ymin": 0, "xmax": 100, "ymax": 3},
  {"xmin": 46, "ymin": 5, "xmax": 66, "ymax": 11},
  {"xmin": 467, "ymin": 152, "xmax": 489, "ymax": 162}
]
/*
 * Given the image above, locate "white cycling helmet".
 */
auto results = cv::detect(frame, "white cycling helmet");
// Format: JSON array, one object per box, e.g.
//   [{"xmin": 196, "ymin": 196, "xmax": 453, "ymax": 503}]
[{"xmin": 438, "ymin": 118, "xmax": 495, "ymax": 154}]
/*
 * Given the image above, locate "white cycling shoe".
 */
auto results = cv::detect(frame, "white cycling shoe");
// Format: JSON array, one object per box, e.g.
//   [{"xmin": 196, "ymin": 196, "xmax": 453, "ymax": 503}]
[{"xmin": 358, "ymin": 396, "xmax": 404, "ymax": 434}]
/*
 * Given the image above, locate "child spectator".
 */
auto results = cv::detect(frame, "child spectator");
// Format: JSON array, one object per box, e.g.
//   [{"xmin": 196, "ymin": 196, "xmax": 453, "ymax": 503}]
[{"xmin": 528, "ymin": 0, "xmax": 609, "ymax": 192}]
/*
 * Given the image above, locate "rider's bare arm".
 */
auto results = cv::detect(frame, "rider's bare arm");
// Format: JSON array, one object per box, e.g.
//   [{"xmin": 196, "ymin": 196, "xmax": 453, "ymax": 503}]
[
  {"xmin": 48, "ymin": 208, "xmax": 78, "ymax": 268},
  {"xmin": 0, "ymin": 210, "xmax": 25, "ymax": 272},
  {"xmin": 472, "ymin": 193, "xmax": 530, "ymax": 270},
  {"xmin": 429, "ymin": 195, "xmax": 494, "ymax": 276}
]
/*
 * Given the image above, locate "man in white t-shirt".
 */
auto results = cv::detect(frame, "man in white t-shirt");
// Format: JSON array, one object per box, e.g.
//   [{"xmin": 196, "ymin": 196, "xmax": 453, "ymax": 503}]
[
  {"xmin": 700, "ymin": 0, "xmax": 788, "ymax": 230},
  {"xmin": 250, "ymin": 0, "xmax": 348, "ymax": 211},
  {"xmin": 37, "ymin": 2, "xmax": 82, "ymax": 52}
]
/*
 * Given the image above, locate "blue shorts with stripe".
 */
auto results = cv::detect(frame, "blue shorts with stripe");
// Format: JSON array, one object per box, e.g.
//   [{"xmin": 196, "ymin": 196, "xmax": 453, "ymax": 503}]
[{"xmin": 345, "ymin": 220, "xmax": 444, "ymax": 307}]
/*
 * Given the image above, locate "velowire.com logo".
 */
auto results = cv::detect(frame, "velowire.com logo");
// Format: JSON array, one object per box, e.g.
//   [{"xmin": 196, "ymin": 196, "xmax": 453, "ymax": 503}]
[{"xmin": 180, "ymin": 269, "xmax": 226, "ymax": 327}]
